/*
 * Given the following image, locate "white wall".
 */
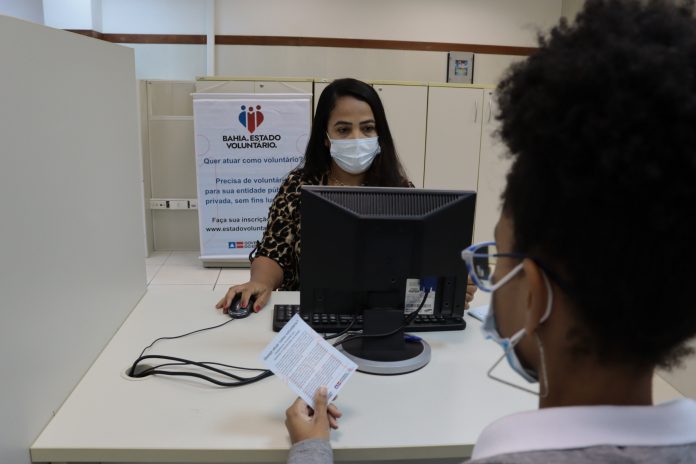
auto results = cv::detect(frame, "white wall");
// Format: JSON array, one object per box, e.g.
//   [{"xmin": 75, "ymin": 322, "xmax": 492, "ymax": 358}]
[
  {"xmin": 102, "ymin": 0, "xmax": 207, "ymax": 33},
  {"xmin": 32, "ymin": 0, "xmax": 557, "ymax": 83},
  {"xmin": 0, "ymin": 0, "xmax": 44, "ymax": 24},
  {"xmin": 0, "ymin": 15, "xmax": 146, "ymax": 464},
  {"xmin": 123, "ymin": 43, "xmax": 207, "ymax": 80},
  {"xmin": 216, "ymin": 0, "xmax": 561, "ymax": 46},
  {"xmin": 562, "ymin": 0, "xmax": 587, "ymax": 22},
  {"xmin": 43, "ymin": 0, "xmax": 94, "ymax": 29},
  {"xmin": 216, "ymin": 46, "xmax": 447, "ymax": 82},
  {"xmin": 99, "ymin": 0, "xmax": 562, "ymax": 45}
]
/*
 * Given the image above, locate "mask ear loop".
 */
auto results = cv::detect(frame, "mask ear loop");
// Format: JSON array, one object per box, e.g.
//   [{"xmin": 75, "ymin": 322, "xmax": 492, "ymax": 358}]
[
  {"xmin": 485, "ymin": 271, "xmax": 554, "ymax": 397},
  {"xmin": 486, "ymin": 352, "xmax": 540, "ymax": 396}
]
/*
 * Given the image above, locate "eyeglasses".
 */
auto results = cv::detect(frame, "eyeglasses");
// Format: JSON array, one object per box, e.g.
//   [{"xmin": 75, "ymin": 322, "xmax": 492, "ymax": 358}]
[
  {"xmin": 461, "ymin": 241, "xmax": 526, "ymax": 292},
  {"xmin": 462, "ymin": 241, "xmax": 570, "ymax": 294}
]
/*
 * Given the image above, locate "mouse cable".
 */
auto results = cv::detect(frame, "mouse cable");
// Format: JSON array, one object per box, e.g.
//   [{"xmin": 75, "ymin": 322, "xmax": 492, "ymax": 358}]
[
  {"xmin": 332, "ymin": 290, "xmax": 430, "ymax": 348},
  {"xmin": 128, "ymin": 318, "xmax": 273, "ymax": 387},
  {"xmin": 137, "ymin": 318, "xmax": 236, "ymax": 358}
]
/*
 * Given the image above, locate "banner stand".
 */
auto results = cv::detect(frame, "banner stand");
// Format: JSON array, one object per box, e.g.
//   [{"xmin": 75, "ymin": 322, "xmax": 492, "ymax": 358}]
[{"xmin": 192, "ymin": 93, "xmax": 312, "ymax": 266}]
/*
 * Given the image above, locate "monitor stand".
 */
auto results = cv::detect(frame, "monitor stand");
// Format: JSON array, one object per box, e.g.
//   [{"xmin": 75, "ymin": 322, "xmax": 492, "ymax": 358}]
[{"xmin": 338, "ymin": 308, "xmax": 431, "ymax": 375}]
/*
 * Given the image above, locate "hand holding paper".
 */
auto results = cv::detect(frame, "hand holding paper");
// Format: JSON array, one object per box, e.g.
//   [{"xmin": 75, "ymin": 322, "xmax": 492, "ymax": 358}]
[
  {"xmin": 260, "ymin": 314, "xmax": 357, "ymax": 408},
  {"xmin": 285, "ymin": 387, "xmax": 343, "ymax": 444}
]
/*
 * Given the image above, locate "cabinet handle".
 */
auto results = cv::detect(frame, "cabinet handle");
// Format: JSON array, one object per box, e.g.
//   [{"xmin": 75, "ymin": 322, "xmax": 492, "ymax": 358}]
[
  {"xmin": 474, "ymin": 100, "xmax": 478, "ymax": 123},
  {"xmin": 488, "ymin": 97, "xmax": 492, "ymax": 123}
]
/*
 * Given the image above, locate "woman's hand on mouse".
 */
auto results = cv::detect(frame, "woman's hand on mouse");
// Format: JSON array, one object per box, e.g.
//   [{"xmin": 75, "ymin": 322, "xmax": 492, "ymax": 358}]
[{"xmin": 216, "ymin": 281, "xmax": 272, "ymax": 313}]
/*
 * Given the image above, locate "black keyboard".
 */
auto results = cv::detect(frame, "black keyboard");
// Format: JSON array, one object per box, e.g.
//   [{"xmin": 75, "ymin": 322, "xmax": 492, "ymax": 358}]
[{"xmin": 272, "ymin": 304, "xmax": 466, "ymax": 333}]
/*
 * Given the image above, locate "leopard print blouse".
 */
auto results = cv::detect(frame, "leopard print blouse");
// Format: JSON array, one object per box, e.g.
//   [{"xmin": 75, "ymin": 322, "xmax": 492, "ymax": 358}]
[
  {"xmin": 252, "ymin": 169, "xmax": 412, "ymax": 290},
  {"xmin": 251, "ymin": 169, "xmax": 326, "ymax": 290}
]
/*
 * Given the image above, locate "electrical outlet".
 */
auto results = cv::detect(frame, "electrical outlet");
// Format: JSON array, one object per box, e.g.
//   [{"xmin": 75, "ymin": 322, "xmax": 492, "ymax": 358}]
[
  {"xmin": 169, "ymin": 200, "xmax": 188, "ymax": 209},
  {"xmin": 150, "ymin": 199, "xmax": 168, "ymax": 209}
]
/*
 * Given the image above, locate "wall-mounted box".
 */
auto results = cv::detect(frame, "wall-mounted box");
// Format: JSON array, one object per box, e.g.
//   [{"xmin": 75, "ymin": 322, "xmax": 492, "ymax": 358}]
[{"xmin": 447, "ymin": 52, "xmax": 474, "ymax": 84}]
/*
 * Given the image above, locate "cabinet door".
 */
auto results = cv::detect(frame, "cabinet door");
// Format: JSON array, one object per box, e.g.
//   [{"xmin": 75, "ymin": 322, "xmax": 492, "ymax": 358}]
[
  {"xmin": 254, "ymin": 81, "xmax": 313, "ymax": 94},
  {"xmin": 194, "ymin": 80, "xmax": 254, "ymax": 93},
  {"xmin": 373, "ymin": 84, "xmax": 428, "ymax": 187},
  {"xmin": 473, "ymin": 90, "xmax": 512, "ymax": 244},
  {"xmin": 423, "ymin": 86, "xmax": 483, "ymax": 190}
]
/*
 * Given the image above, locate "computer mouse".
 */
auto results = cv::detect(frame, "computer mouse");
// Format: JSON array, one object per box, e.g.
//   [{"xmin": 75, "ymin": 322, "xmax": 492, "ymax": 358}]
[{"xmin": 228, "ymin": 294, "xmax": 257, "ymax": 319}]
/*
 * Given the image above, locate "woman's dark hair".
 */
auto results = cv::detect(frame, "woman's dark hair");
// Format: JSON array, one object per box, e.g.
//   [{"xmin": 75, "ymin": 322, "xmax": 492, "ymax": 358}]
[
  {"xmin": 497, "ymin": 0, "xmax": 696, "ymax": 368},
  {"xmin": 297, "ymin": 78, "xmax": 410, "ymax": 186}
]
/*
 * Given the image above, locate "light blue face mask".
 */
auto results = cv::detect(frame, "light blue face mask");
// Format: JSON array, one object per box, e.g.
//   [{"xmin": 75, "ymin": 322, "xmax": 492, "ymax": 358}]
[
  {"xmin": 480, "ymin": 264, "xmax": 553, "ymax": 385},
  {"xmin": 327, "ymin": 135, "xmax": 381, "ymax": 174}
]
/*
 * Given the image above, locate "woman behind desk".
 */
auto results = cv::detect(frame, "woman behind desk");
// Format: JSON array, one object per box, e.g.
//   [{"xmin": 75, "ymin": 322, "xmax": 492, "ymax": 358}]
[
  {"xmin": 284, "ymin": 1, "xmax": 696, "ymax": 462},
  {"xmin": 216, "ymin": 78, "xmax": 410, "ymax": 313},
  {"xmin": 217, "ymin": 77, "xmax": 477, "ymax": 313}
]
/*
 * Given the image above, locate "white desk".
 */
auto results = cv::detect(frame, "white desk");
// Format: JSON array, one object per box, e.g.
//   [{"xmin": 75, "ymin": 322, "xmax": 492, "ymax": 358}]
[{"xmin": 31, "ymin": 287, "xmax": 536, "ymax": 463}]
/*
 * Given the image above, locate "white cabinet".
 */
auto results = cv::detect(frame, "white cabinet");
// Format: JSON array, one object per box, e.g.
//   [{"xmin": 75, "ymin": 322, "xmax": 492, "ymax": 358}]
[
  {"xmin": 254, "ymin": 80, "xmax": 313, "ymax": 94},
  {"xmin": 194, "ymin": 80, "xmax": 254, "ymax": 93},
  {"xmin": 473, "ymin": 90, "xmax": 512, "ymax": 244},
  {"xmin": 373, "ymin": 83, "xmax": 428, "ymax": 187},
  {"xmin": 194, "ymin": 80, "xmax": 313, "ymax": 94},
  {"xmin": 423, "ymin": 86, "xmax": 483, "ymax": 190}
]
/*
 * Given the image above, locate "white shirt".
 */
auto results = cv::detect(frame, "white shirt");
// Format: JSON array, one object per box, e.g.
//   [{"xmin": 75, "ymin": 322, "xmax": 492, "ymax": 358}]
[{"xmin": 472, "ymin": 398, "xmax": 696, "ymax": 460}]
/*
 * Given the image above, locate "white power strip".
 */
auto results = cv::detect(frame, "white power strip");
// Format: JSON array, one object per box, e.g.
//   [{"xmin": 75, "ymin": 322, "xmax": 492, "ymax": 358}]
[{"xmin": 149, "ymin": 199, "xmax": 198, "ymax": 210}]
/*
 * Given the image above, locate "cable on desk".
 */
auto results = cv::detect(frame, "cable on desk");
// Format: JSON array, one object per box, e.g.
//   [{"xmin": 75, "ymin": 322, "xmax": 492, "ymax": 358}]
[
  {"xmin": 137, "ymin": 318, "xmax": 236, "ymax": 358},
  {"xmin": 129, "ymin": 355, "xmax": 273, "ymax": 387},
  {"xmin": 128, "ymin": 318, "xmax": 273, "ymax": 387}
]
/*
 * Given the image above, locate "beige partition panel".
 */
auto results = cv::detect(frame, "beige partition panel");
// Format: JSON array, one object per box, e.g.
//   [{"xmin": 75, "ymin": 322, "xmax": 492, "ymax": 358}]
[
  {"xmin": 373, "ymin": 83, "xmax": 428, "ymax": 187},
  {"xmin": 1, "ymin": 15, "xmax": 146, "ymax": 464},
  {"xmin": 424, "ymin": 86, "xmax": 484, "ymax": 190},
  {"xmin": 473, "ymin": 90, "xmax": 511, "ymax": 244}
]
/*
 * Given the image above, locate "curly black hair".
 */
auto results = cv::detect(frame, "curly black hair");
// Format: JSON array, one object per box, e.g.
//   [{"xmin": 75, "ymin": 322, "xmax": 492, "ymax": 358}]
[{"xmin": 497, "ymin": 0, "xmax": 696, "ymax": 369}]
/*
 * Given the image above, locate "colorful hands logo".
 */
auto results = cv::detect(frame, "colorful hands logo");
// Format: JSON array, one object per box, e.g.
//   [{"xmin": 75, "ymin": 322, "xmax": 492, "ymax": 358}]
[{"xmin": 238, "ymin": 105, "xmax": 264, "ymax": 133}]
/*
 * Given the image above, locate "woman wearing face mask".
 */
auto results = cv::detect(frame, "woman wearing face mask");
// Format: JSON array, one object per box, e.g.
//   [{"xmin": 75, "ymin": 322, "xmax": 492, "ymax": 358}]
[
  {"xmin": 283, "ymin": 1, "xmax": 696, "ymax": 462},
  {"xmin": 216, "ymin": 78, "xmax": 478, "ymax": 313}
]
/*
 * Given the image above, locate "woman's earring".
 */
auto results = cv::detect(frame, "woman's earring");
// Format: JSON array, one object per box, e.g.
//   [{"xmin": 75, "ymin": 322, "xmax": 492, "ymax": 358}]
[{"xmin": 535, "ymin": 333, "xmax": 549, "ymax": 399}]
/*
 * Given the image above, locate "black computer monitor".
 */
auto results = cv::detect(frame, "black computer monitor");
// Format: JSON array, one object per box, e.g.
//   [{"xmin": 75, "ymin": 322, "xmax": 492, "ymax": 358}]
[{"xmin": 300, "ymin": 186, "xmax": 476, "ymax": 374}]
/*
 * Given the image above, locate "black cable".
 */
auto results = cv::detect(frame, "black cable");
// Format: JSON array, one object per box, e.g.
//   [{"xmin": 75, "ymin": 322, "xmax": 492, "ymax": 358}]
[
  {"xmin": 129, "ymin": 318, "xmax": 273, "ymax": 387},
  {"xmin": 333, "ymin": 290, "xmax": 430, "ymax": 348},
  {"xmin": 323, "ymin": 315, "xmax": 358, "ymax": 340},
  {"xmin": 132, "ymin": 358, "xmax": 267, "ymax": 381},
  {"xmin": 129, "ymin": 355, "xmax": 273, "ymax": 386},
  {"xmin": 138, "ymin": 318, "xmax": 235, "ymax": 358}
]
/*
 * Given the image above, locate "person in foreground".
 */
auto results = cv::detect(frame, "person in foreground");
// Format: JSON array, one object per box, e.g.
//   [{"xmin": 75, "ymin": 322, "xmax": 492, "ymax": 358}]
[
  {"xmin": 284, "ymin": 0, "xmax": 696, "ymax": 462},
  {"xmin": 216, "ymin": 77, "xmax": 477, "ymax": 313}
]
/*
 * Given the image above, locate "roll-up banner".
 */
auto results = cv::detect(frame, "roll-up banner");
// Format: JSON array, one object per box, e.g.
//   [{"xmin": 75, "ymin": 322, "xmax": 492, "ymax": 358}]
[{"xmin": 192, "ymin": 93, "xmax": 312, "ymax": 263}]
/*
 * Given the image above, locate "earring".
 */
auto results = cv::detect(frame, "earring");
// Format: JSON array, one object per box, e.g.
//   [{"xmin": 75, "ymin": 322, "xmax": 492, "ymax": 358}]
[{"xmin": 535, "ymin": 333, "xmax": 549, "ymax": 399}]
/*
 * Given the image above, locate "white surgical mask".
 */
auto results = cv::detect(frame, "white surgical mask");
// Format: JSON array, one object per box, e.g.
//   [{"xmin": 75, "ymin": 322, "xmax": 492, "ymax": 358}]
[
  {"xmin": 327, "ymin": 135, "xmax": 381, "ymax": 174},
  {"xmin": 481, "ymin": 265, "xmax": 553, "ymax": 386}
]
